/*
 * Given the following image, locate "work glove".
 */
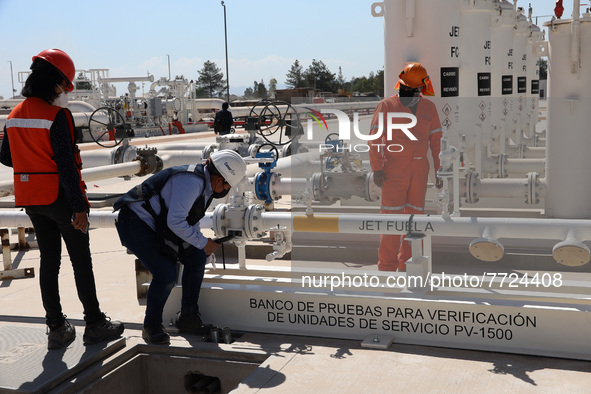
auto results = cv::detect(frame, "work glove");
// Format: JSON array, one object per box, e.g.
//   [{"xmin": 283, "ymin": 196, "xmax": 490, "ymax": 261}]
[
  {"xmin": 436, "ymin": 177, "xmax": 443, "ymax": 189},
  {"xmin": 206, "ymin": 253, "xmax": 217, "ymax": 269},
  {"xmin": 373, "ymin": 170, "xmax": 386, "ymax": 188}
]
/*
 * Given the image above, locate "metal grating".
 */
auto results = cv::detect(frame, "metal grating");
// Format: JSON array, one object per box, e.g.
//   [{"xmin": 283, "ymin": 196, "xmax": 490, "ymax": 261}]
[{"xmin": 0, "ymin": 325, "xmax": 124, "ymax": 393}]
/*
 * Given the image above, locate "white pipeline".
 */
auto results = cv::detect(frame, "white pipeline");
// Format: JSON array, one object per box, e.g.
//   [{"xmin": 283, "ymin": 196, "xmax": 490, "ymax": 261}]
[
  {"xmin": 82, "ymin": 162, "xmax": 142, "ymax": 182},
  {"xmin": 0, "ymin": 209, "xmax": 589, "ymax": 245},
  {"xmin": 0, "ymin": 161, "xmax": 144, "ymax": 198},
  {"xmin": 258, "ymin": 211, "xmax": 591, "ymax": 242},
  {"xmin": 478, "ymin": 178, "xmax": 528, "ymax": 199}
]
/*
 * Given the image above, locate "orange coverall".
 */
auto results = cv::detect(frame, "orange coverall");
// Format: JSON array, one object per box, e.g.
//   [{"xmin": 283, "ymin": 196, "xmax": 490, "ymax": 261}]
[{"xmin": 369, "ymin": 96, "xmax": 442, "ymax": 271}]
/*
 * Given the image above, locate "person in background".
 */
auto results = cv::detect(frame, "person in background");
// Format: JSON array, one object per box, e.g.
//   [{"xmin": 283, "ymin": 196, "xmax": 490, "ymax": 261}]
[
  {"xmin": 0, "ymin": 49, "xmax": 124, "ymax": 349},
  {"xmin": 214, "ymin": 102, "xmax": 234, "ymax": 135},
  {"xmin": 369, "ymin": 62, "xmax": 443, "ymax": 272},
  {"xmin": 113, "ymin": 150, "xmax": 247, "ymax": 344}
]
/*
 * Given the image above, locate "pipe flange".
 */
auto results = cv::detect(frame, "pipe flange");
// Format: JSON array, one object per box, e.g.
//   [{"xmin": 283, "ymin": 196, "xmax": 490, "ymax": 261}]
[
  {"xmin": 553, "ymin": 239, "xmax": 591, "ymax": 267},
  {"xmin": 525, "ymin": 172, "xmax": 540, "ymax": 205},
  {"xmin": 254, "ymin": 171, "xmax": 278, "ymax": 203},
  {"xmin": 281, "ymin": 143, "xmax": 292, "ymax": 158},
  {"xmin": 244, "ymin": 204, "xmax": 266, "ymax": 239},
  {"xmin": 112, "ymin": 143, "xmax": 132, "ymax": 164},
  {"xmin": 248, "ymin": 144, "xmax": 261, "ymax": 158},
  {"xmin": 469, "ymin": 237, "xmax": 504, "ymax": 262},
  {"xmin": 202, "ymin": 144, "xmax": 216, "ymax": 160},
  {"xmin": 364, "ymin": 172, "xmax": 380, "ymax": 202},
  {"xmin": 212, "ymin": 204, "xmax": 229, "ymax": 237},
  {"xmin": 268, "ymin": 172, "xmax": 280, "ymax": 201},
  {"xmin": 311, "ymin": 173, "xmax": 324, "ymax": 202},
  {"xmin": 464, "ymin": 172, "xmax": 480, "ymax": 204},
  {"xmin": 497, "ymin": 154, "xmax": 508, "ymax": 178}
]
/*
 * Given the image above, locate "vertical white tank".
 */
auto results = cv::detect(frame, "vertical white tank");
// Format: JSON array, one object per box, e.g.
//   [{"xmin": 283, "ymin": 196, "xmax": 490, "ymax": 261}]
[
  {"xmin": 490, "ymin": 0, "xmax": 517, "ymax": 155},
  {"xmin": 458, "ymin": 0, "xmax": 495, "ymax": 175},
  {"xmin": 527, "ymin": 23, "xmax": 545, "ymax": 142},
  {"xmin": 512, "ymin": 9, "xmax": 530, "ymax": 150},
  {"xmin": 544, "ymin": 9, "xmax": 591, "ymax": 218},
  {"xmin": 371, "ymin": 0, "xmax": 461, "ymax": 148}
]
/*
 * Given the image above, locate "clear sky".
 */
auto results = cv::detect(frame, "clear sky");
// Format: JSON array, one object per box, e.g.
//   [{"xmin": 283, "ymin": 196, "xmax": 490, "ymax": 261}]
[{"xmin": 0, "ymin": 0, "xmax": 578, "ymax": 99}]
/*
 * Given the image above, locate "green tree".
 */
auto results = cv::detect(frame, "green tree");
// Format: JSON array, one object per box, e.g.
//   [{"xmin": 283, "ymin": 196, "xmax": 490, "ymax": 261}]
[
  {"xmin": 303, "ymin": 59, "xmax": 336, "ymax": 92},
  {"xmin": 196, "ymin": 60, "xmax": 226, "ymax": 98},
  {"xmin": 374, "ymin": 69, "xmax": 384, "ymax": 97},
  {"xmin": 243, "ymin": 87, "xmax": 254, "ymax": 98},
  {"xmin": 268, "ymin": 78, "xmax": 277, "ymax": 98},
  {"xmin": 350, "ymin": 69, "xmax": 384, "ymax": 97},
  {"xmin": 194, "ymin": 87, "xmax": 208, "ymax": 98},
  {"xmin": 253, "ymin": 79, "xmax": 268, "ymax": 99},
  {"xmin": 285, "ymin": 60, "xmax": 304, "ymax": 88}
]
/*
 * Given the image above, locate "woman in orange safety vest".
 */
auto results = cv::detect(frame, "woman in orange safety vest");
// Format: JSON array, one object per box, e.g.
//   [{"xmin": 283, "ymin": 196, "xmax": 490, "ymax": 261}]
[
  {"xmin": 0, "ymin": 49, "xmax": 124, "ymax": 349},
  {"xmin": 369, "ymin": 63, "xmax": 443, "ymax": 271}
]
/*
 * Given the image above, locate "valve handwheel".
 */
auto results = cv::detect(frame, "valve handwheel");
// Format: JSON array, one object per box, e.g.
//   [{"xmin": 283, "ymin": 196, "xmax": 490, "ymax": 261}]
[
  {"xmin": 88, "ymin": 107, "xmax": 128, "ymax": 147},
  {"xmin": 256, "ymin": 100, "xmax": 302, "ymax": 146}
]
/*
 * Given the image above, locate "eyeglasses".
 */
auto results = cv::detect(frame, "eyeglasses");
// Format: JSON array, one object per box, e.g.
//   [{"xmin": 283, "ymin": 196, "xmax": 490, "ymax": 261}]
[{"xmin": 57, "ymin": 82, "xmax": 69, "ymax": 93}]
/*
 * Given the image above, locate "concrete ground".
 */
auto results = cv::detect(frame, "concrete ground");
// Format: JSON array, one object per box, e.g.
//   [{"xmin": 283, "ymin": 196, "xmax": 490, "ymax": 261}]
[{"xmin": 1, "ymin": 225, "xmax": 591, "ymax": 393}]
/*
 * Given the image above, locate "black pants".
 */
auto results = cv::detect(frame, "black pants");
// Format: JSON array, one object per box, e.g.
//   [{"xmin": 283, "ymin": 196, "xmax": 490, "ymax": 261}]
[
  {"xmin": 116, "ymin": 206, "xmax": 207, "ymax": 327},
  {"xmin": 25, "ymin": 195, "xmax": 101, "ymax": 326}
]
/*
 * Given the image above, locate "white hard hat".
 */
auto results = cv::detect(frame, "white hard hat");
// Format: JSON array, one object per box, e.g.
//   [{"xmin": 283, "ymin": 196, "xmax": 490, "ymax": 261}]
[{"xmin": 210, "ymin": 150, "xmax": 247, "ymax": 188}]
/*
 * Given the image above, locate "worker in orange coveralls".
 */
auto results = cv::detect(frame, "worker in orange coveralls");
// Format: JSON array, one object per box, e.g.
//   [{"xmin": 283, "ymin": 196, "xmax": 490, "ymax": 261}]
[{"xmin": 369, "ymin": 62, "xmax": 442, "ymax": 271}]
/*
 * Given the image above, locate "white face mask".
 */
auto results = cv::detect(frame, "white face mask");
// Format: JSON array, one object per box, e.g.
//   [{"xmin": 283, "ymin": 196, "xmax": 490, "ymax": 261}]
[{"xmin": 54, "ymin": 85, "xmax": 69, "ymax": 108}]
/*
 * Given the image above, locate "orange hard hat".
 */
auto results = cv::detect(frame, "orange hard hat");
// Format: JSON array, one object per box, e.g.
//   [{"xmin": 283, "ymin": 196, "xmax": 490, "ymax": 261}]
[
  {"xmin": 395, "ymin": 62, "xmax": 435, "ymax": 96},
  {"xmin": 32, "ymin": 49, "xmax": 75, "ymax": 92}
]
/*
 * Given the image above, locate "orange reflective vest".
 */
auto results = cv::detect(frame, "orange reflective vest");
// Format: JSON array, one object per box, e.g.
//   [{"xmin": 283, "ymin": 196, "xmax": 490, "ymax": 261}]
[{"xmin": 6, "ymin": 97, "xmax": 88, "ymax": 207}]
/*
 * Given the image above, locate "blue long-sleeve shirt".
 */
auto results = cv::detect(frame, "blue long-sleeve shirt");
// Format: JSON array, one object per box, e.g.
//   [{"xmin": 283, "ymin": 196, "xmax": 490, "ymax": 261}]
[
  {"xmin": 128, "ymin": 170, "xmax": 213, "ymax": 249},
  {"xmin": 0, "ymin": 109, "xmax": 88, "ymax": 213}
]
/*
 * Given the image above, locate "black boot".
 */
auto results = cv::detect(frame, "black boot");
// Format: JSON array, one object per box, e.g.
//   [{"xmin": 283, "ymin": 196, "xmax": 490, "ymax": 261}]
[
  {"xmin": 142, "ymin": 324, "xmax": 170, "ymax": 345},
  {"xmin": 175, "ymin": 313, "xmax": 211, "ymax": 335},
  {"xmin": 47, "ymin": 316, "xmax": 76, "ymax": 350},
  {"xmin": 83, "ymin": 313, "xmax": 125, "ymax": 345}
]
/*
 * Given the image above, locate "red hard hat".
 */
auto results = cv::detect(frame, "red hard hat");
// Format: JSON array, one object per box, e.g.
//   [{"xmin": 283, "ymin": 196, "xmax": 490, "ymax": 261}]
[
  {"xmin": 32, "ymin": 49, "xmax": 75, "ymax": 92},
  {"xmin": 395, "ymin": 62, "xmax": 435, "ymax": 96}
]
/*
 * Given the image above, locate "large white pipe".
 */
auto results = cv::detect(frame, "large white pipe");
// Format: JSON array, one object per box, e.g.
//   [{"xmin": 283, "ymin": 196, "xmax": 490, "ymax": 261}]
[
  {"xmin": 98, "ymin": 76, "xmax": 154, "ymax": 83},
  {"xmin": 0, "ymin": 161, "xmax": 145, "ymax": 198},
  {"xmin": 82, "ymin": 161, "xmax": 142, "ymax": 182},
  {"xmin": 158, "ymin": 151, "xmax": 203, "ymax": 167},
  {"xmin": 270, "ymin": 177, "xmax": 308, "ymax": 197},
  {"xmin": 248, "ymin": 151, "xmax": 320, "ymax": 177},
  {"xmin": 1, "ymin": 208, "xmax": 590, "ymax": 244},
  {"xmin": 478, "ymin": 178, "xmax": 527, "ymax": 198},
  {"xmin": 480, "ymin": 156, "xmax": 544, "ymax": 176},
  {"xmin": 228, "ymin": 100, "xmax": 381, "ymax": 119},
  {"xmin": 259, "ymin": 211, "xmax": 591, "ymax": 242},
  {"xmin": 504, "ymin": 158, "xmax": 545, "ymax": 174},
  {"xmin": 0, "ymin": 211, "xmax": 121, "ymax": 229},
  {"xmin": 145, "ymin": 143, "xmax": 210, "ymax": 151},
  {"xmin": 0, "ymin": 101, "xmax": 96, "ymax": 130},
  {"xmin": 0, "ymin": 99, "xmax": 23, "ymax": 108}
]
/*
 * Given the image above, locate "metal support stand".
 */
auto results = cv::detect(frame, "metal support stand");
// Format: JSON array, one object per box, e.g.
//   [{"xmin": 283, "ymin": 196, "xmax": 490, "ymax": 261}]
[
  {"xmin": 0, "ymin": 228, "xmax": 34, "ymax": 280},
  {"xmin": 403, "ymin": 215, "xmax": 432, "ymax": 291}
]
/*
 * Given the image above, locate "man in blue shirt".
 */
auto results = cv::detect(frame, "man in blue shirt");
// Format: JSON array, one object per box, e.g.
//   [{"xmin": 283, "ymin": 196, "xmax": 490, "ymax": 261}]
[{"xmin": 113, "ymin": 150, "xmax": 246, "ymax": 344}]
